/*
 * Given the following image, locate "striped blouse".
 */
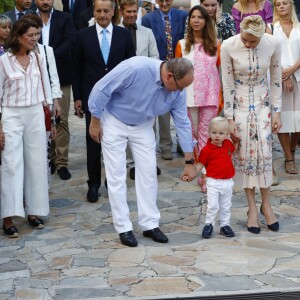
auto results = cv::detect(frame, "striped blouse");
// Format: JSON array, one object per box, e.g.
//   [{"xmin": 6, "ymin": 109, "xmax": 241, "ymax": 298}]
[{"xmin": 0, "ymin": 51, "xmax": 52, "ymax": 113}]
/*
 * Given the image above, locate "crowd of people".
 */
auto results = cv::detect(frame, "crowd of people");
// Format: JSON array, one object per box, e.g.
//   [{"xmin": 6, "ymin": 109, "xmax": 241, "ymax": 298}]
[{"xmin": 0, "ymin": 0, "xmax": 299, "ymax": 247}]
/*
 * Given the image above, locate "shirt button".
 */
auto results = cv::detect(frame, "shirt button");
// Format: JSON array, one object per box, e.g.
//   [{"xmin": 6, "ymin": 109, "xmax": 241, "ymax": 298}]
[{"xmin": 105, "ymin": 68, "xmax": 108, "ymax": 71}]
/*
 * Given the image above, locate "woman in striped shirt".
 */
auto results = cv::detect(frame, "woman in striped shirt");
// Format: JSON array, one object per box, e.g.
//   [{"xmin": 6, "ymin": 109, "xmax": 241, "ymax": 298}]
[{"xmin": 0, "ymin": 18, "xmax": 52, "ymax": 238}]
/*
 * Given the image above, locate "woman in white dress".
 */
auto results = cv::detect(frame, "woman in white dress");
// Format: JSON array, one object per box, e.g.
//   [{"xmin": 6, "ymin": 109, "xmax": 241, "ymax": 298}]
[
  {"xmin": 272, "ymin": 0, "xmax": 300, "ymax": 174},
  {"xmin": 221, "ymin": 15, "xmax": 282, "ymax": 234}
]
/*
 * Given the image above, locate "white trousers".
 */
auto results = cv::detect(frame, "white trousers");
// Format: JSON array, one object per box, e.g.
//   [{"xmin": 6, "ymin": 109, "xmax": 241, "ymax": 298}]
[
  {"xmin": 101, "ymin": 112, "xmax": 160, "ymax": 233},
  {"xmin": 1, "ymin": 104, "xmax": 49, "ymax": 219},
  {"xmin": 205, "ymin": 177, "xmax": 234, "ymax": 227}
]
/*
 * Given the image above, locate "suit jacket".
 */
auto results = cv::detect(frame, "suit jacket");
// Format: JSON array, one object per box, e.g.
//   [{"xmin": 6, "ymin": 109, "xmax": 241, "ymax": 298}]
[
  {"xmin": 142, "ymin": 8, "xmax": 188, "ymax": 61},
  {"xmin": 78, "ymin": 5, "xmax": 93, "ymax": 29},
  {"xmin": 4, "ymin": 9, "xmax": 34, "ymax": 24},
  {"xmin": 119, "ymin": 23, "xmax": 159, "ymax": 59},
  {"xmin": 72, "ymin": 25, "xmax": 136, "ymax": 109},
  {"xmin": 62, "ymin": 0, "xmax": 93, "ymax": 28},
  {"xmin": 39, "ymin": 9, "xmax": 77, "ymax": 86}
]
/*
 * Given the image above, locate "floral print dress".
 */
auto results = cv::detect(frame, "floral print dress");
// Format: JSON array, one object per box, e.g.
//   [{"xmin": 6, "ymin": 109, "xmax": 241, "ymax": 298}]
[
  {"xmin": 217, "ymin": 13, "xmax": 236, "ymax": 43},
  {"xmin": 221, "ymin": 34, "xmax": 282, "ymax": 188}
]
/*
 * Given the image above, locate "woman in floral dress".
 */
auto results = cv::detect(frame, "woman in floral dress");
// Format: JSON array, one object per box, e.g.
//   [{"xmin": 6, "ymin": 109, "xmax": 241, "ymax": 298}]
[
  {"xmin": 200, "ymin": 0, "xmax": 236, "ymax": 42},
  {"xmin": 221, "ymin": 15, "xmax": 282, "ymax": 234},
  {"xmin": 176, "ymin": 5, "xmax": 220, "ymax": 192}
]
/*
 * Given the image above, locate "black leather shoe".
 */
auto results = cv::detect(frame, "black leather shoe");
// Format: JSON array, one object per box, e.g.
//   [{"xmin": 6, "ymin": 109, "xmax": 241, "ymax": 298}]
[
  {"xmin": 28, "ymin": 216, "xmax": 44, "ymax": 229},
  {"xmin": 143, "ymin": 227, "xmax": 168, "ymax": 243},
  {"xmin": 119, "ymin": 230, "xmax": 138, "ymax": 247},
  {"xmin": 247, "ymin": 226, "xmax": 261, "ymax": 234},
  {"xmin": 57, "ymin": 167, "xmax": 71, "ymax": 180},
  {"xmin": 220, "ymin": 225, "xmax": 235, "ymax": 237},
  {"xmin": 129, "ymin": 167, "xmax": 161, "ymax": 180},
  {"xmin": 87, "ymin": 184, "xmax": 99, "ymax": 203},
  {"xmin": 260, "ymin": 205, "xmax": 279, "ymax": 232},
  {"xmin": 3, "ymin": 224, "xmax": 19, "ymax": 238},
  {"xmin": 202, "ymin": 224, "xmax": 213, "ymax": 238}
]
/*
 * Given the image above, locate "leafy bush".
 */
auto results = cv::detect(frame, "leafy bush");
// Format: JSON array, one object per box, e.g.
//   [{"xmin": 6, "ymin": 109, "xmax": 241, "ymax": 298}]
[{"xmin": 0, "ymin": 0, "xmax": 15, "ymax": 14}]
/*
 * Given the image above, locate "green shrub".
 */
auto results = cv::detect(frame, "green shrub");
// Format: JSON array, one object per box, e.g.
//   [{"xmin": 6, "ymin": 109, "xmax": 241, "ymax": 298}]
[{"xmin": 0, "ymin": 0, "xmax": 15, "ymax": 14}]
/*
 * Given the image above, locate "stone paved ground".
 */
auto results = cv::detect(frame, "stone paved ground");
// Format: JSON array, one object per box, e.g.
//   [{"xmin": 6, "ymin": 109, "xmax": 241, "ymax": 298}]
[{"xmin": 0, "ymin": 112, "xmax": 300, "ymax": 300}]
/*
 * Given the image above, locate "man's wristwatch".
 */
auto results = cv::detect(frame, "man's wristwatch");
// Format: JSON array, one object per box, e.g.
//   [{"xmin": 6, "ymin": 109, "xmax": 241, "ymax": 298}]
[{"xmin": 185, "ymin": 158, "xmax": 195, "ymax": 165}]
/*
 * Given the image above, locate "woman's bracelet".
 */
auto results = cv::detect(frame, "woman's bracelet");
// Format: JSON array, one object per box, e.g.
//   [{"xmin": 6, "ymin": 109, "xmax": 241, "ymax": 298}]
[{"xmin": 51, "ymin": 116, "xmax": 56, "ymax": 127}]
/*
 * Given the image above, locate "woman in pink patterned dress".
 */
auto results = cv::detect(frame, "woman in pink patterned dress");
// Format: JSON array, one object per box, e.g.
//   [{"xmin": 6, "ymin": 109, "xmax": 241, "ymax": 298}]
[{"xmin": 175, "ymin": 5, "xmax": 221, "ymax": 192}]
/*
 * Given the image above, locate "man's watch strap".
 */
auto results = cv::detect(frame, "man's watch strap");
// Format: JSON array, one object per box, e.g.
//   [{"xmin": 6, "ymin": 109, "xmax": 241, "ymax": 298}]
[{"xmin": 185, "ymin": 158, "xmax": 195, "ymax": 165}]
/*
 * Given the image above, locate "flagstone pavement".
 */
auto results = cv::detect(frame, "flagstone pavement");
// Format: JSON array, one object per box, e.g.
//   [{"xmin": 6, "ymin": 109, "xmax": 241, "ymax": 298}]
[{"xmin": 0, "ymin": 111, "xmax": 300, "ymax": 300}]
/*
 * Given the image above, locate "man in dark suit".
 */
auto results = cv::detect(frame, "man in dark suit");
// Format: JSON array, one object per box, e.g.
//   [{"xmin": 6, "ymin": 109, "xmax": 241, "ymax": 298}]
[
  {"xmin": 4, "ymin": 0, "xmax": 33, "ymax": 24},
  {"xmin": 142, "ymin": 0, "xmax": 188, "ymax": 161},
  {"xmin": 36, "ymin": 0, "xmax": 77, "ymax": 180},
  {"xmin": 61, "ymin": 0, "xmax": 93, "ymax": 29},
  {"xmin": 73, "ymin": 0, "xmax": 135, "ymax": 203}
]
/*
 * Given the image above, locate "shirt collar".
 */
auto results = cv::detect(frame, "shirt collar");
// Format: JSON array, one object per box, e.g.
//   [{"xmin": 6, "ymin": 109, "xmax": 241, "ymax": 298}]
[
  {"xmin": 156, "ymin": 61, "xmax": 165, "ymax": 85},
  {"xmin": 96, "ymin": 22, "xmax": 113, "ymax": 35},
  {"xmin": 36, "ymin": 7, "xmax": 54, "ymax": 18},
  {"xmin": 15, "ymin": 8, "xmax": 27, "ymax": 15},
  {"xmin": 159, "ymin": 8, "xmax": 172, "ymax": 21}
]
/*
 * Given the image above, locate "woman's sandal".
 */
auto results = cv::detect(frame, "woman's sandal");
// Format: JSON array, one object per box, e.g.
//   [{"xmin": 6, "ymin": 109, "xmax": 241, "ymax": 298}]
[
  {"xmin": 285, "ymin": 159, "xmax": 298, "ymax": 174},
  {"xmin": 28, "ymin": 216, "xmax": 44, "ymax": 229}
]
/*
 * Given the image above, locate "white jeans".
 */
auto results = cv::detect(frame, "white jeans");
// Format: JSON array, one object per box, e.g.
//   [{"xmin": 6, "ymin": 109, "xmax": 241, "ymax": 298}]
[
  {"xmin": 1, "ymin": 104, "xmax": 49, "ymax": 219},
  {"xmin": 101, "ymin": 112, "xmax": 160, "ymax": 233},
  {"xmin": 205, "ymin": 177, "xmax": 234, "ymax": 227}
]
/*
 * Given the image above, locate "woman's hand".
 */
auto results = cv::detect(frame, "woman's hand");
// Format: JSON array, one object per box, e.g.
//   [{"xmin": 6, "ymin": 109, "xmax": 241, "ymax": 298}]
[
  {"xmin": 283, "ymin": 77, "xmax": 293, "ymax": 93},
  {"xmin": 282, "ymin": 66, "xmax": 295, "ymax": 81},
  {"xmin": 53, "ymin": 99, "xmax": 62, "ymax": 117},
  {"xmin": 50, "ymin": 126, "xmax": 57, "ymax": 140},
  {"xmin": 272, "ymin": 112, "xmax": 282, "ymax": 134},
  {"xmin": 228, "ymin": 119, "xmax": 241, "ymax": 142},
  {"xmin": 0, "ymin": 126, "xmax": 5, "ymax": 151}
]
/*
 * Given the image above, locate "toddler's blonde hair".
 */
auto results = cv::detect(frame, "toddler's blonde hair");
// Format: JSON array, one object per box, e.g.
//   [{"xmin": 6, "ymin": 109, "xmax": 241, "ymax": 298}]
[{"xmin": 208, "ymin": 117, "xmax": 230, "ymax": 133}]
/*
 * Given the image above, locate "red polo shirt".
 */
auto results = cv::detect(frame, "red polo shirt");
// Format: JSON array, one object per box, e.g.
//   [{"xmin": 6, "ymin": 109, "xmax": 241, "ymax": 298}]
[{"xmin": 198, "ymin": 138, "xmax": 235, "ymax": 179}]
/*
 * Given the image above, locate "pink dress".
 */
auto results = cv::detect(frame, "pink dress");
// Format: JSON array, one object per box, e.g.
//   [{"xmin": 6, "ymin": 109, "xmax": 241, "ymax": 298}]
[
  {"xmin": 231, "ymin": 0, "xmax": 273, "ymax": 34},
  {"xmin": 175, "ymin": 40, "xmax": 220, "ymax": 155},
  {"xmin": 193, "ymin": 44, "xmax": 220, "ymax": 108}
]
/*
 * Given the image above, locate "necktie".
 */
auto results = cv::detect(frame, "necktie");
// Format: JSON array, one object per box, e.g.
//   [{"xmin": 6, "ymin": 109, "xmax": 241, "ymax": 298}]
[
  {"xmin": 18, "ymin": 12, "xmax": 24, "ymax": 20},
  {"xmin": 124, "ymin": 23, "xmax": 137, "ymax": 50},
  {"xmin": 101, "ymin": 29, "xmax": 110, "ymax": 64},
  {"xmin": 164, "ymin": 15, "xmax": 173, "ymax": 60}
]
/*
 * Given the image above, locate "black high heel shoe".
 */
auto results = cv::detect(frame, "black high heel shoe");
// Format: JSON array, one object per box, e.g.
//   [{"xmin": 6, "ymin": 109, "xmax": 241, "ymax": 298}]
[
  {"xmin": 260, "ymin": 205, "xmax": 279, "ymax": 232},
  {"xmin": 247, "ymin": 211, "xmax": 260, "ymax": 234}
]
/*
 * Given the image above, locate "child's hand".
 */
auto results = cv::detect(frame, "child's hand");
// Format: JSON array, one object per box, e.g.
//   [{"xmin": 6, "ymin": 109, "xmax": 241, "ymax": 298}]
[{"xmin": 182, "ymin": 175, "xmax": 189, "ymax": 181}]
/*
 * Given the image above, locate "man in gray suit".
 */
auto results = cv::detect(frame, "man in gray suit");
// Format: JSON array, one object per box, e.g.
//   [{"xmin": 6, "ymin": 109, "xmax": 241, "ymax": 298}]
[
  {"xmin": 119, "ymin": 0, "xmax": 160, "ymax": 180},
  {"xmin": 4, "ymin": 0, "xmax": 33, "ymax": 24},
  {"xmin": 119, "ymin": 0, "xmax": 158, "ymax": 59}
]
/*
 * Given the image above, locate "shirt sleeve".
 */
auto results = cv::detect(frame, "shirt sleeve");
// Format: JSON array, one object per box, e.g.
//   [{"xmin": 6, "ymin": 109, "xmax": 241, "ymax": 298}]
[
  {"xmin": 170, "ymin": 91, "xmax": 194, "ymax": 153},
  {"xmin": 264, "ymin": 0, "xmax": 273, "ymax": 24},
  {"xmin": 0, "ymin": 58, "xmax": 4, "ymax": 113},
  {"xmin": 175, "ymin": 40, "xmax": 182, "ymax": 58},
  {"xmin": 269, "ymin": 39, "xmax": 282, "ymax": 112},
  {"xmin": 231, "ymin": 7, "xmax": 241, "ymax": 34},
  {"xmin": 45, "ymin": 46, "xmax": 62, "ymax": 100},
  {"xmin": 88, "ymin": 60, "xmax": 134, "ymax": 119},
  {"xmin": 198, "ymin": 146, "xmax": 209, "ymax": 166},
  {"xmin": 221, "ymin": 40, "xmax": 235, "ymax": 119}
]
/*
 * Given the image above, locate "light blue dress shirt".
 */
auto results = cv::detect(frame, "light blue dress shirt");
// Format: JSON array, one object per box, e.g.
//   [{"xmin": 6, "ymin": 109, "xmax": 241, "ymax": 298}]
[{"xmin": 88, "ymin": 56, "xmax": 194, "ymax": 152}]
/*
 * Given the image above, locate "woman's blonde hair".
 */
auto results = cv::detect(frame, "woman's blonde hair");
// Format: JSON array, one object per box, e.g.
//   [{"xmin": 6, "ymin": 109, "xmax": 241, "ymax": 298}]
[
  {"xmin": 238, "ymin": 0, "xmax": 263, "ymax": 13},
  {"xmin": 273, "ymin": 0, "xmax": 299, "ymax": 26},
  {"xmin": 240, "ymin": 15, "xmax": 265, "ymax": 37}
]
